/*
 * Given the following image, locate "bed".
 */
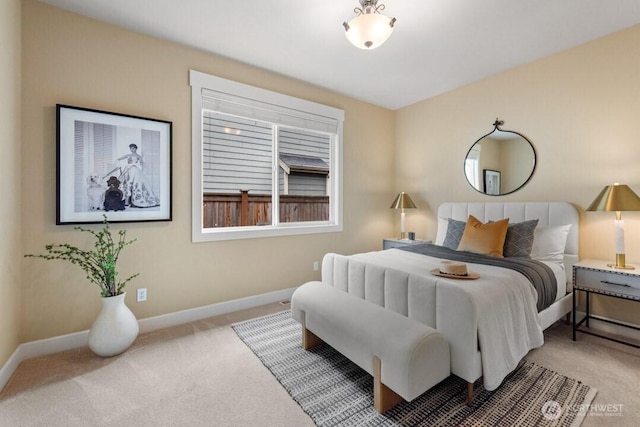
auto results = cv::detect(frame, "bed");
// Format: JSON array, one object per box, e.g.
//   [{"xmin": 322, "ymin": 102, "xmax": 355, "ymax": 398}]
[{"xmin": 320, "ymin": 201, "xmax": 579, "ymax": 401}]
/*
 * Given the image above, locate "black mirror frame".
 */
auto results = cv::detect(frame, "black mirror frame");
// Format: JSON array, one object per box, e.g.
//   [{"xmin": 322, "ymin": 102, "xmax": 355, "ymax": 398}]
[{"xmin": 464, "ymin": 119, "xmax": 537, "ymax": 196}]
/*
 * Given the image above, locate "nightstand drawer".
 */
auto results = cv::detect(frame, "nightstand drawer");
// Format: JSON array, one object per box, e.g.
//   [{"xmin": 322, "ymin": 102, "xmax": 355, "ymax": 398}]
[{"xmin": 574, "ymin": 267, "xmax": 640, "ymax": 297}]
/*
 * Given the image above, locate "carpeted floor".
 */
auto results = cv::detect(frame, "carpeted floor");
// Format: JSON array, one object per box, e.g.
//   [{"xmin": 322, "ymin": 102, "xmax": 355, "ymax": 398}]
[
  {"xmin": 1, "ymin": 301, "xmax": 639, "ymax": 426},
  {"xmin": 232, "ymin": 310, "xmax": 597, "ymax": 427}
]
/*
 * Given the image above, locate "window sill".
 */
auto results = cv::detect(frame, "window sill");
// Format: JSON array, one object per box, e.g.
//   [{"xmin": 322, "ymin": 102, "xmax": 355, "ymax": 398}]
[{"xmin": 192, "ymin": 222, "xmax": 343, "ymax": 242}]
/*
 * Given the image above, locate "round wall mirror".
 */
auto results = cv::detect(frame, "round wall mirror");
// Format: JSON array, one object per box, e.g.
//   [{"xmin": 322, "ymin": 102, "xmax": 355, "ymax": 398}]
[{"xmin": 464, "ymin": 119, "xmax": 536, "ymax": 196}]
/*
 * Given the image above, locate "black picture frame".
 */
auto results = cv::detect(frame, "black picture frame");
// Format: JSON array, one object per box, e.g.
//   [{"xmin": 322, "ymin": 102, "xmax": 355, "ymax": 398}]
[
  {"xmin": 483, "ymin": 169, "xmax": 501, "ymax": 196},
  {"xmin": 56, "ymin": 104, "xmax": 172, "ymax": 224}
]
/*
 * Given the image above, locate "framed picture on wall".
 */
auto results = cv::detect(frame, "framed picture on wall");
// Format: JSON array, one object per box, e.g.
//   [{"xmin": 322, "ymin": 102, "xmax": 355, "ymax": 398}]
[
  {"xmin": 483, "ymin": 169, "xmax": 501, "ymax": 196},
  {"xmin": 56, "ymin": 104, "xmax": 172, "ymax": 224}
]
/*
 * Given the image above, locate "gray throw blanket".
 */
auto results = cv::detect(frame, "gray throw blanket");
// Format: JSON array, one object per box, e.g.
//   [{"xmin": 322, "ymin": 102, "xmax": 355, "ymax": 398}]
[{"xmin": 397, "ymin": 243, "xmax": 557, "ymax": 312}]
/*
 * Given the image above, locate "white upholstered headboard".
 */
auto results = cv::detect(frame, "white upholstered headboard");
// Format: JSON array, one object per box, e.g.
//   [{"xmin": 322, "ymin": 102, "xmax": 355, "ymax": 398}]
[{"xmin": 436, "ymin": 202, "xmax": 579, "ymax": 281}]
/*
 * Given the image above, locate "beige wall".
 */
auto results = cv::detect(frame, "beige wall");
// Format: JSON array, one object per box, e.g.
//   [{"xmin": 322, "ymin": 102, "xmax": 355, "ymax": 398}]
[
  {"xmin": 19, "ymin": 0, "xmax": 395, "ymax": 342},
  {"xmin": 12, "ymin": 1, "xmax": 640, "ymax": 352},
  {"xmin": 0, "ymin": 0, "xmax": 22, "ymax": 368},
  {"xmin": 396, "ymin": 24, "xmax": 640, "ymax": 325}
]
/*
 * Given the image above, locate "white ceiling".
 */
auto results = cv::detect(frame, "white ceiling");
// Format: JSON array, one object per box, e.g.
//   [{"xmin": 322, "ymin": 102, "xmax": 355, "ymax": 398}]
[{"xmin": 39, "ymin": 0, "xmax": 640, "ymax": 110}]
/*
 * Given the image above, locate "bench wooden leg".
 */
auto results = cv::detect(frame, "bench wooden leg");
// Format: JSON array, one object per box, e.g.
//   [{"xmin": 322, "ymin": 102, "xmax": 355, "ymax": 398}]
[
  {"xmin": 302, "ymin": 327, "xmax": 324, "ymax": 350},
  {"xmin": 466, "ymin": 382, "xmax": 474, "ymax": 406},
  {"xmin": 373, "ymin": 356, "xmax": 404, "ymax": 413},
  {"xmin": 300, "ymin": 312, "xmax": 325, "ymax": 350}
]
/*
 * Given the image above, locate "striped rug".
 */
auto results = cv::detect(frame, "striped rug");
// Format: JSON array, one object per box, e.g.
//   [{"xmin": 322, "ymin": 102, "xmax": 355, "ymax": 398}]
[{"xmin": 233, "ymin": 310, "xmax": 597, "ymax": 427}]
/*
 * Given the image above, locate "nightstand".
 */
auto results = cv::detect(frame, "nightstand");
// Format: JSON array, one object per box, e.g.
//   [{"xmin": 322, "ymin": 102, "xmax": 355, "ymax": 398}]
[
  {"xmin": 383, "ymin": 238, "xmax": 431, "ymax": 250},
  {"xmin": 572, "ymin": 259, "xmax": 640, "ymax": 348}
]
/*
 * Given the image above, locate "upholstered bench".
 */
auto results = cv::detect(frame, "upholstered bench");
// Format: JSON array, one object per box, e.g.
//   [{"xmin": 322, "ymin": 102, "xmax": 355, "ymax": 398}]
[{"xmin": 291, "ymin": 281, "xmax": 450, "ymax": 413}]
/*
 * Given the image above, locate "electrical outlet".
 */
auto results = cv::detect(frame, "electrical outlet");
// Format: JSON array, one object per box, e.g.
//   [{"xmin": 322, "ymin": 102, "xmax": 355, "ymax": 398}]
[
  {"xmin": 313, "ymin": 261, "xmax": 319, "ymax": 271},
  {"xmin": 136, "ymin": 288, "xmax": 147, "ymax": 302}
]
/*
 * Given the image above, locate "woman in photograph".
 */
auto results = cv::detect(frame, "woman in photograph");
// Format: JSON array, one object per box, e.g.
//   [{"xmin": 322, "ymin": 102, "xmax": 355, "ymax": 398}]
[{"xmin": 115, "ymin": 143, "xmax": 160, "ymax": 208}]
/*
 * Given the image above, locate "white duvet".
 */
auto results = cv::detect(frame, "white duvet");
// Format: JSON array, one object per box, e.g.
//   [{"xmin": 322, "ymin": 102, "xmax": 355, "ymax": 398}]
[{"xmin": 351, "ymin": 248, "xmax": 547, "ymax": 390}]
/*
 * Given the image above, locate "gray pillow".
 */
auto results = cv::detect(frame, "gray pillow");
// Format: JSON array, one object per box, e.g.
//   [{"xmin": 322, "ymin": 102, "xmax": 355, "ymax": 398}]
[
  {"xmin": 503, "ymin": 219, "xmax": 539, "ymax": 258},
  {"xmin": 442, "ymin": 218, "xmax": 466, "ymax": 250}
]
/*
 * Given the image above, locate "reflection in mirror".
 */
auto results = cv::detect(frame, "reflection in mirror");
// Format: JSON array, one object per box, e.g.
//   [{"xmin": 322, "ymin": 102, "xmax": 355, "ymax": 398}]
[{"xmin": 464, "ymin": 119, "xmax": 536, "ymax": 196}]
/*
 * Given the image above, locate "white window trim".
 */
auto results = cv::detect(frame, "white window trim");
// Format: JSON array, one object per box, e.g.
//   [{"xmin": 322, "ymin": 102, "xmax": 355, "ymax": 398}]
[{"xmin": 190, "ymin": 70, "xmax": 344, "ymax": 242}]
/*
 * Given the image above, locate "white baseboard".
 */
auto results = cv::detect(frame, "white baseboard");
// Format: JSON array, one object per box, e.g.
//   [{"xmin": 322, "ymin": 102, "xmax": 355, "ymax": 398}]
[
  {"xmin": 137, "ymin": 287, "xmax": 295, "ymax": 333},
  {"xmin": 0, "ymin": 286, "xmax": 296, "ymax": 392}
]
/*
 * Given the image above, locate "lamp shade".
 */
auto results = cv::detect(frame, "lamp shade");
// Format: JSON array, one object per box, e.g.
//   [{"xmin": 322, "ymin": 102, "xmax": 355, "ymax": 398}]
[
  {"xmin": 586, "ymin": 184, "xmax": 640, "ymax": 212},
  {"xmin": 344, "ymin": 13, "xmax": 395, "ymax": 49},
  {"xmin": 390, "ymin": 192, "xmax": 416, "ymax": 209}
]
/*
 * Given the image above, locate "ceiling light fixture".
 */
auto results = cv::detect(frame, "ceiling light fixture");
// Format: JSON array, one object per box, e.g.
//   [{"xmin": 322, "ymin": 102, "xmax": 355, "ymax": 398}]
[{"xmin": 343, "ymin": 0, "xmax": 396, "ymax": 50}]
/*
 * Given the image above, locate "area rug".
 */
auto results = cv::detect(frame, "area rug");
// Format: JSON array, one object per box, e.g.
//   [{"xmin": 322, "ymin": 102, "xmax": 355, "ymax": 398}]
[{"xmin": 233, "ymin": 310, "xmax": 597, "ymax": 427}]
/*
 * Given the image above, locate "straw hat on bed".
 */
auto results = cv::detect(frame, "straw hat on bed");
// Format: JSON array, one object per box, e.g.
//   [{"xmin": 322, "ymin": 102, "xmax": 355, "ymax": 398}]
[{"xmin": 430, "ymin": 260, "xmax": 479, "ymax": 280}]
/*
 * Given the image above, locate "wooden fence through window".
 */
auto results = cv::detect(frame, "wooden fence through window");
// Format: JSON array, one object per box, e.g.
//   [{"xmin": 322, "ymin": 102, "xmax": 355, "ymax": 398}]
[{"xmin": 203, "ymin": 191, "xmax": 329, "ymax": 228}]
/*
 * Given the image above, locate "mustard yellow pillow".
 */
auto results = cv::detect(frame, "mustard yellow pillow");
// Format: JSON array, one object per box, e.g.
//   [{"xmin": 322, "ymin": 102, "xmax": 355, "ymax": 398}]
[{"xmin": 457, "ymin": 215, "xmax": 509, "ymax": 257}]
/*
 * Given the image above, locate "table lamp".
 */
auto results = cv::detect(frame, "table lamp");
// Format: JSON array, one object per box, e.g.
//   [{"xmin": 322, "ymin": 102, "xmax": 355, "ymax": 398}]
[
  {"xmin": 390, "ymin": 192, "xmax": 416, "ymax": 239},
  {"xmin": 587, "ymin": 183, "xmax": 640, "ymax": 269}
]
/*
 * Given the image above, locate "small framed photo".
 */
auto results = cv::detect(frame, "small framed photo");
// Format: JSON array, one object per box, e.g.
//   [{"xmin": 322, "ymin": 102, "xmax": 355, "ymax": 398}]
[
  {"xmin": 483, "ymin": 169, "xmax": 501, "ymax": 196},
  {"xmin": 56, "ymin": 104, "xmax": 172, "ymax": 224}
]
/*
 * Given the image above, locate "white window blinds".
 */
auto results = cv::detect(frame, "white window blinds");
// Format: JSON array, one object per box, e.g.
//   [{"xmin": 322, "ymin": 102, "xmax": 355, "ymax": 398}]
[{"xmin": 192, "ymin": 70, "xmax": 343, "ymax": 134}]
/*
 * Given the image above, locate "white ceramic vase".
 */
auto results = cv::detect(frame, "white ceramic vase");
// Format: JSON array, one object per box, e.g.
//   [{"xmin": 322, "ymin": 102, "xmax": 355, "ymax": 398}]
[{"xmin": 88, "ymin": 292, "xmax": 139, "ymax": 357}]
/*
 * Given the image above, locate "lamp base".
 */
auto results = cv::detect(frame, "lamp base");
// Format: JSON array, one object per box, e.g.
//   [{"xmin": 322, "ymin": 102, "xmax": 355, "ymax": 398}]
[{"xmin": 607, "ymin": 253, "xmax": 635, "ymax": 270}]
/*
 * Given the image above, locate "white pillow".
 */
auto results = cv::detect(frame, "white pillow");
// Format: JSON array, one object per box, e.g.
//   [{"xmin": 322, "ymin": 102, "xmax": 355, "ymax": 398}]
[
  {"xmin": 531, "ymin": 224, "xmax": 572, "ymax": 265},
  {"xmin": 435, "ymin": 217, "xmax": 448, "ymax": 246}
]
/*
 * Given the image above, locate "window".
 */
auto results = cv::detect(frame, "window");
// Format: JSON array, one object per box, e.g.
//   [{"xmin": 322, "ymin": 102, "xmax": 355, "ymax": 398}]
[
  {"xmin": 465, "ymin": 145, "xmax": 481, "ymax": 190},
  {"xmin": 190, "ymin": 70, "xmax": 344, "ymax": 242}
]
